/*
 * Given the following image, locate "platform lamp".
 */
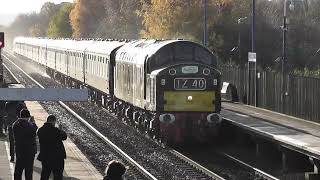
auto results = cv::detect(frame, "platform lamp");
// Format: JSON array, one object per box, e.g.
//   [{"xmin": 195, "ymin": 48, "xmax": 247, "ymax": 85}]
[
  {"xmin": 0, "ymin": 32, "xmax": 4, "ymax": 84},
  {"xmin": 281, "ymin": 0, "xmax": 304, "ymax": 113},
  {"xmin": 247, "ymin": 0, "xmax": 256, "ymax": 106},
  {"xmin": 203, "ymin": 0, "xmax": 208, "ymax": 47},
  {"xmin": 238, "ymin": 17, "xmax": 248, "ymax": 63}
]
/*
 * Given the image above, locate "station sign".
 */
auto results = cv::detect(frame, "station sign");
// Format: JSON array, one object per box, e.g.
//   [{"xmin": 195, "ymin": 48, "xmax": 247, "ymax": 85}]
[{"xmin": 248, "ymin": 52, "xmax": 256, "ymax": 62}]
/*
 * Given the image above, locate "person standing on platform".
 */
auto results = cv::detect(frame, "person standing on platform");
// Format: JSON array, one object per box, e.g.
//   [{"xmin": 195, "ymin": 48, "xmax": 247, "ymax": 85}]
[
  {"xmin": 103, "ymin": 160, "xmax": 127, "ymax": 180},
  {"xmin": 0, "ymin": 100, "xmax": 6, "ymax": 137},
  {"xmin": 37, "ymin": 115, "xmax": 67, "ymax": 180},
  {"xmin": 12, "ymin": 109, "xmax": 38, "ymax": 180},
  {"xmin": 4, "ymin": 101, "xmax": 19, "ymax": 162},
  {"xmin": 4, "ymin": 101, "xmax": 26, "ymax": 161}
]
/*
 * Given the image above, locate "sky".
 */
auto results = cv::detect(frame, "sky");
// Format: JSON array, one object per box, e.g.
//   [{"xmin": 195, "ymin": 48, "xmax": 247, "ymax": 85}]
[{"xmin": 0, "ymin": 0, "xmax": 73, "ymax": 26}]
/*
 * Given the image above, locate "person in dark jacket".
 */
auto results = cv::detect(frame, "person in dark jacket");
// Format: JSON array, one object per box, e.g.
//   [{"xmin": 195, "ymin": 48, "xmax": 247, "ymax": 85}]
[
  {"xmin": 37, "ymin": 114, "xmax": 67, "ymax": 180},
  {"xmin": 0, "ymin": 100, "xmax": 6, "ymax": 137},
  {"xmin": 12, "ymin": 109, "xmax": 38, "ymax": 180},
  {"xmin": 4, "ymin": 101, "xmax": 26, "ymax": 162},
  {"xmin": 5, "ymin": 101, "xmax": 18, "ymax": 161},
  {"xmin": 103, "ymin": 160, "xmax": 127, "ymax": 180}
]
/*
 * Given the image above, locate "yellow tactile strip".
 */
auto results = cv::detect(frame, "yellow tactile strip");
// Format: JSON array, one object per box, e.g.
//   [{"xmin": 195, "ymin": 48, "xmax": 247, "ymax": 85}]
[{"xmin": 25, "ymin": 101, "xmax": 103, "ymax": 179}]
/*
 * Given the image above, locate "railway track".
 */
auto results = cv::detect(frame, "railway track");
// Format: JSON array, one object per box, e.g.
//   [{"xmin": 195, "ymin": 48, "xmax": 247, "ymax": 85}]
[
  {"xmin": 2, "ymin": 53, "xmax": 155, "ymax": 179},
  {"xmin": 174, "ymin": 144, "xmax": 280, "ymax": 180},
  {"xmin": 219, "ymin": 151, "xmax": 279, "ymax": 180},
  {"xmin": 170, "ymin": 149, "xmax": 225, "ymax": 180},
  {"xmin": 3, "ymin": 51, "xmax": 281, "ymax": 180},
  {"xmin": 3, "ymin": 52, "xmax": 227, "ymax": 179}
]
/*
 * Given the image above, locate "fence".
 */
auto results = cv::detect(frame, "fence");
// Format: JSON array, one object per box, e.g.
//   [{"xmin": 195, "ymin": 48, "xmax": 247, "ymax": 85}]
[{"xmin": 221, "ymin": 65, "xmax": 320, "ymax": 123}]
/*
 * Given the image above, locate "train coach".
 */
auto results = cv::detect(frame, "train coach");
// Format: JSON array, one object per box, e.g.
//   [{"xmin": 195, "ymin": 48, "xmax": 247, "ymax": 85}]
[{"xmin": 13, "ymin": 37, "xmax": 222, "ymax": 144}]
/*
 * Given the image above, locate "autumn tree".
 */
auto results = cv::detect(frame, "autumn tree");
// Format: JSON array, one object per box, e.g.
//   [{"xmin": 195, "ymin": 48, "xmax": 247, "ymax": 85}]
[
  {"xmin": 95, "ymin": 0, "xmax": 143, "ymax": 39},
  {"xmin": 140, "ymin": 0, "xmax": 217, "ymax": 41},
  {"xmin": 70, "ymin": 0, "xmax": 106, "ymax": 38},
  {"xmin": 10, "ymin": 3, "xmax": 64, "ymax": 37},
  {"xmin": 9, "ymin": 13, "xmax": 40, "ymax": 36},
  {"xmin": 47, "ymin": 3, "xmax": 74, "ymax": 38},
  {"xmin": 37, "ymin": 2, "xmax": 63, "ymax": 36}
]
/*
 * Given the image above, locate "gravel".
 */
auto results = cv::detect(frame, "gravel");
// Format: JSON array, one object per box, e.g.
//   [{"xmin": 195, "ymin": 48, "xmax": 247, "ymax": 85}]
[{"xmin": 3, "ymin": 53, "xmax": 221, "ymax": 180}]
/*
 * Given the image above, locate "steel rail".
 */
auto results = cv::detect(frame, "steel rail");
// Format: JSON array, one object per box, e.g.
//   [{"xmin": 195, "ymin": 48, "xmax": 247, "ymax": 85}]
[
  {"xmin": 170, "ymin": 149, "xmax": 225, "ymax": 180},
  {"xmin": 3, "ymin": 53, "xmax": 158, "ymax": 180},
  {"xmin": 221, "ymin": 152, "xmax": 279, "ymax": 180},
  {"xmin": 3, "ymin": 63, "xmax": 21, "ymax": 83}
]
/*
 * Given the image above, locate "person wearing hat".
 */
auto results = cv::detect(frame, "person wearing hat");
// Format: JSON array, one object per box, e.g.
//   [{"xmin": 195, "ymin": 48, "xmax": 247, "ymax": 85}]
[
  {"xmin": 103, "ymin": 160, "xmax": 127, "ymax": 180},
  {"xmin": 12, "ymin": 108, "xmax": 38, "ymax": 180},
  {"xmin": 37, "ymin": 114, "xmax": 67, "ymax": 180}
]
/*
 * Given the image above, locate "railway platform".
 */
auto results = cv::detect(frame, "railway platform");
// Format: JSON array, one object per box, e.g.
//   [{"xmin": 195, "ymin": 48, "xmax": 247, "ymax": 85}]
[
  {"xmin": 0, "ymin": 101, "xmax": 103, "ymax": 180},
  {"xmin": 221, "ymin": 102, "xmax": 320, "ymax": 178}
]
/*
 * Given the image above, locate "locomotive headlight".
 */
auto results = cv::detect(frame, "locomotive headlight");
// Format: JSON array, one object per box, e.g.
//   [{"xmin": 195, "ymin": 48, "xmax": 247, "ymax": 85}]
[
  {"xmin": 187, "ymin": 95, "xmax": 193, "ymax": 101},
  {"xmin": 203, "ymin": 68, "xmax": 210, "ymax": 75},
  {"xmin": 169, "ymin": 68, "xmax": 176, "ymax": 75}
]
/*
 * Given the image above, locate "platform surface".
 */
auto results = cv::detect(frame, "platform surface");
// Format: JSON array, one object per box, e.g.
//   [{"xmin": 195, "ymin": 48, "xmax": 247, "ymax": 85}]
[
  {"xmin": 0, "ymin": 101, "xmax": 103, "ymax": 180},
  {"xmin": 222, "ymin": 102, "xmax": 320, "ymax": 159}
]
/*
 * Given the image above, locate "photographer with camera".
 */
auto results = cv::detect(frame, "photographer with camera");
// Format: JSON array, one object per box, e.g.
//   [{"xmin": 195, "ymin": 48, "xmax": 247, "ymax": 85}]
[{"xmin": 37, "ymin": 114, "xmax": 67, "ymax": 180}]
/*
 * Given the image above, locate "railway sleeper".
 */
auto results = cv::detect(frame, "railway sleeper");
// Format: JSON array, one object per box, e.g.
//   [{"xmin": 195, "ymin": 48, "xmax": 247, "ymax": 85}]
[{"xmin": 43, "ymin": 68, "xmax": 163, "ymax": 144}]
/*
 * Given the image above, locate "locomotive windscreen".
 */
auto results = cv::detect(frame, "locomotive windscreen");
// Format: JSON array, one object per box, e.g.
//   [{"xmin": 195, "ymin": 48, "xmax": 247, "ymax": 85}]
[{"xmin": 148, "ymin": 42, "xmax": 217, "ymax": 73}]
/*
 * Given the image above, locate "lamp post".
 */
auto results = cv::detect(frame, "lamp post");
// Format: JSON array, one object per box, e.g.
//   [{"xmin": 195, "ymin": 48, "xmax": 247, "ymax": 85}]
[
  {"xmin": 238, "ymin": 17, "xmax": 247, "ymax": 63},
  {"xmin": 282, "ymin": 0, "xmax": 289, "ymax": 112},
  {"xmin": 203, "ymin": 0, "xmax": 208, "ymax": 47},
  {"xmin": 247, "ymin": 0, "xmax": 256, "ymax": 105},
  {"xmin": 252, "ymin": 0, "xmax": 256, "ymax": 53},
  {"xmin": 282, "ymin": 0, "xmax": 300, "ymax": 112},
  {"xmin": 282, "ymin": 0, "xmax": 294, "ymax": 82}
]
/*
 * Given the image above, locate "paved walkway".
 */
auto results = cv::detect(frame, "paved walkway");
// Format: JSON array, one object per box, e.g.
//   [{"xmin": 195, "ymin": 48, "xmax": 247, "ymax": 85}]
[
  {"xmin": 222, "ymin": 102, "xmax": 320, "ymax": 160},
  {"xmin": 0, "ymin": 101, "xmax": 103, "ymax": 180},
  {"xmin": 223, "ymin": 102, "xmax": 320, "ymax": 138}
]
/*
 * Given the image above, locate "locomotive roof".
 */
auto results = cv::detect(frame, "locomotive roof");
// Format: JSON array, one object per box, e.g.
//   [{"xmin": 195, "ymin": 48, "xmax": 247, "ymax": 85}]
[
  {"xmin": 85, "ymin": 41, "xmax": 126, "ymax": 57},
  {"xmin": 14, "ymin": 37, "xmax": 126, "ymax": 57},
  {"xmin": 14, "ymin": 37, "xmax": 218, "ymax": 73},
  {"xmin": 47, "ymin": 39, "xmax": 91, "ymax": 52},
  {"xmin": 115, "ymin": 39, "xmax": 218, "ymax": 73}
]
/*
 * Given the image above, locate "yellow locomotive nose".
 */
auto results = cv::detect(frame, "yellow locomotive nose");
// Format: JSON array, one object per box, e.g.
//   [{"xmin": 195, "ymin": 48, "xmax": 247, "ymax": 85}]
[{"xmin": 164, "ymin": 91, "xmax": 215, "ymax": 112}]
